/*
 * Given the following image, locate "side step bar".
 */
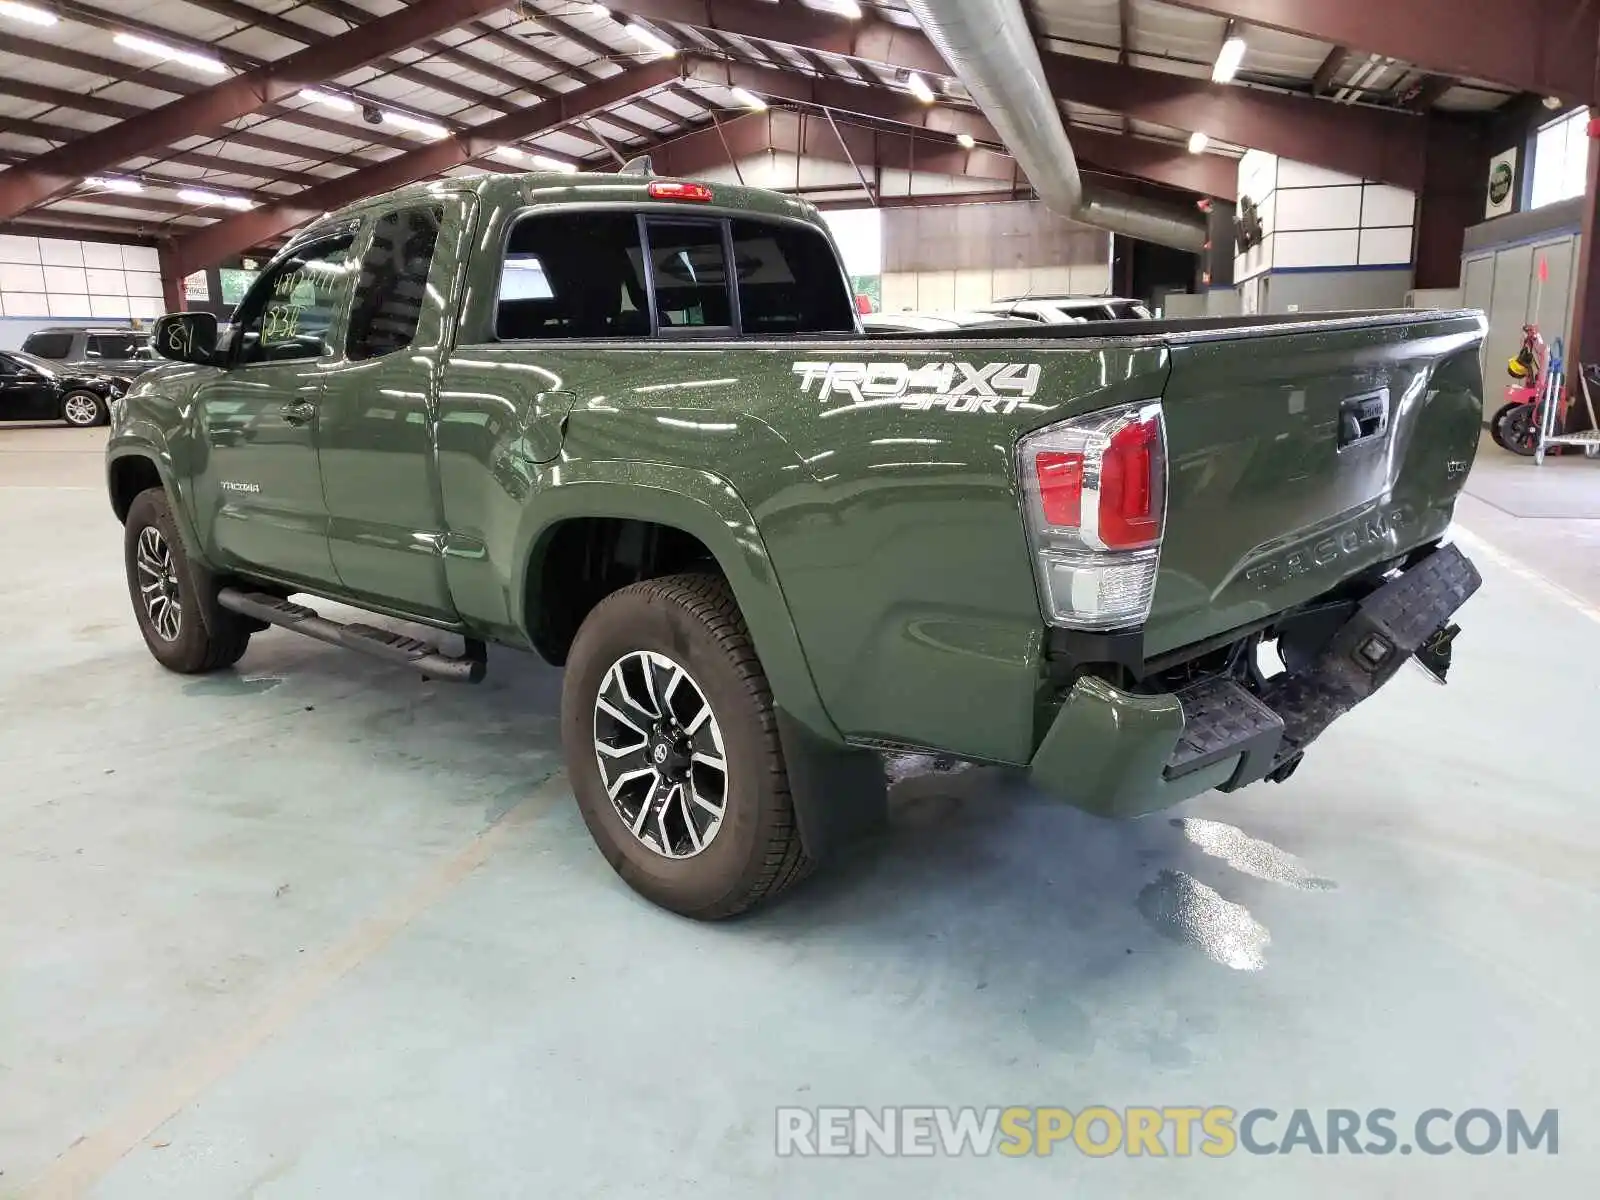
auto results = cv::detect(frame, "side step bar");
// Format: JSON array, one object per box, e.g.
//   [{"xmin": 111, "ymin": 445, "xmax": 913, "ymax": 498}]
[{"xmin": 217, "ymin": 589, "xmax": 486, "ymax": 683}]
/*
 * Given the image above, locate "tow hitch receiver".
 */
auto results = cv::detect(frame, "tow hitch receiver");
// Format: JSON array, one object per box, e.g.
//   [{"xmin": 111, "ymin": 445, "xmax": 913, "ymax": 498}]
[{"xmin": 1413, "ymin": 622, "xmax": 1460, "ymax": 685}]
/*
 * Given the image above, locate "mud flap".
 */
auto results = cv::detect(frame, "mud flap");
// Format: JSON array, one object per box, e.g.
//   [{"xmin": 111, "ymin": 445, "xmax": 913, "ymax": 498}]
[{"xmin": 774, "ymin": 708, "xmax": 888, "ymax": 860}]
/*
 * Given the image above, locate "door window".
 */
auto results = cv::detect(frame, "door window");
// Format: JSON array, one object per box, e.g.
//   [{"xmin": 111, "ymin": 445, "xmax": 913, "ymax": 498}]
[
  {"xmin": 21, "ymin": 332, "xmax": 72, "ymax": 359},
  {"xmin": 644, "ymin": 220, "xmax": 732, "ymax": 330},
  {"xmin": 235, "ymin": 234, "xmax": 356, "ymax": 364},
  {"xmin": 496, "ymin": 211, "xmax": 647, "ymax": 339},
  {"xmin": 347, "ymin": 207, "xmax": 443, "ymax": 361},
  {"xmin": 86, "ymin": 333, "xmax": 141, "ymax": 361},
  {"xmin": 728, "ymin": 219, "xmax": 855, "ymax": 334}
]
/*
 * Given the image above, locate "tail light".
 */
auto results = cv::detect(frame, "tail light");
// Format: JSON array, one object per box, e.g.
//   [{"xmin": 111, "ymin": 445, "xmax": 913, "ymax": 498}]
[{"xmin": 1018, "ymin": 400, "xmax": 1167, "ymax": 629}]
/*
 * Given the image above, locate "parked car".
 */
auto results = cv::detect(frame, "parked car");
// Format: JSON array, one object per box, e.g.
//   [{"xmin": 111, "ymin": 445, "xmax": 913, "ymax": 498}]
[
  {"xmin": 109, "ymin": 172, "xmax": 1483, "ymax": 921},
  {"xmin": 19, "ymin": 326, "xmax": 160, "ymax": 378},
  {"xmin": 979, "ymin": 295, "xmax": 1153, "ymax": 323},
  {"xmin": 0, "ymin": 350, "xmax": 127, "ymax": 426},
  {"xmin": 861, "ymin": 310, "xmax": 1034, "ymax": 333}
]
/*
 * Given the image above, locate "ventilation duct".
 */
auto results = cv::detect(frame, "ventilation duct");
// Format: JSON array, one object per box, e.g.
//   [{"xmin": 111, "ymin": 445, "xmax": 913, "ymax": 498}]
[{"xmin": 903, "ymin": 0, "xmax": 1209, "ymax": 252}]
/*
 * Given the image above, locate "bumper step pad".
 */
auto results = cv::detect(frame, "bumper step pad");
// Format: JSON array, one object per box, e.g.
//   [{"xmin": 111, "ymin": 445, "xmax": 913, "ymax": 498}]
[{"xmin": 1164, "ymin": 543, "xmax": 1482, "ymax": 790}]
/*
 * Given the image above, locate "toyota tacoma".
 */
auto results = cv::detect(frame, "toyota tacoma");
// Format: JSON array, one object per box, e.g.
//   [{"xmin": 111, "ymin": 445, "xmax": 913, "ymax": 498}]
[{"xmin": 106, "ymin": 172, "xmax": 1484, "ymax": 918}]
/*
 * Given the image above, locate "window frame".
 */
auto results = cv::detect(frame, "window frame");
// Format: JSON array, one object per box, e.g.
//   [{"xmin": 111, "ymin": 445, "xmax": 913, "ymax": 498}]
[
  {"xmin": 344, "ymin": 203, "xmax": 445, "ymax": 364},
  {"xmin": 639, "ymin": 214, "xmax": 741, "ymax": 340},
  {"xmin": 486, "ymin": 203, "xmax": 856, "ymax": 345},
  {"xmin": 1529, "ymin": 107, "xmax": 1590, "ymax": 212},
  {"xmin": 226, "ymin": 221, "xmax": 361, "ymax": 368}
]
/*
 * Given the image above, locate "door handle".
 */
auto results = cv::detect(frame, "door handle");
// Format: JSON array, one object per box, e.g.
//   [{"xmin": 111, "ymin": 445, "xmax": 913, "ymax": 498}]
[
  {"xmin": 280, "ymin": 401, "xmax": 316, "ymax": 426},
  {"xmin": 1337, "ymin": 390, "xmax": 1388, "ymax": 450}
]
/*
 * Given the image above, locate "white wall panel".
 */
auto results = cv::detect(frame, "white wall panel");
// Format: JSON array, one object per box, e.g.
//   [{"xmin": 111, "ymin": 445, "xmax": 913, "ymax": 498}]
[
  {"xmin": 1069, "ymin": 263, "xmax": 1112, "ymax": 293},
  {"xmin": 42, "ymin": 266, "xmax": 88, "ymax": 294},
  {"xmin": 880, "ymin": 272, "xmax": 918, "ymax": 312},
  {"xmin": 1274, "ymin": 229, "xmax": 1360, "ymax": 269},
  {"xmin": 38, "ymin": 239, "xmax": 85, "ymax": 267},
  {"xmin": 0, "ymin": 293, "xmax": 48, "ymax": 317},
  {"xmin": 90, "ymin": 295, "xmax": 133, "ymax": 319},
  {"xmin": 1030, "ymin": 265, "xmax": 1073, "ymax": 293},
  {"xmin": 1361, "ymin": 184, "xmax": 1416, "ymax": 228},
  {"xmin": 916, "ymin": 270, "xmax": 956, "ymax": 310},
  {"xmin": 85, "ymin": 267, "xmax": 129, "ymax": 297},
  {"xmin": 991, "ymin": 267, "xmax": 1030, "ymax": 299},
  {"xmin": 1274, "ymin": 185, "xmax": 1364, "ymax": 231},
  {"xmin": 125, "ymin": 272, "xmax": 164, "ymax": 298},
  {"xmin": 1358, "ymin": 226, "xmax": 1415, "ymax": 266},
  {"xmin": 81, "ymin": 242, "xmax": 126, "ymax": 270},
  {"xmin": 47, "ymin": 293, "xmax": 91, "ymax": 317},
  {"xmin": 128, "ymin": 297, "xmax": 165, "ymax": 320},
  {"xmin": 0, "ymin": 263, "xmax": 45, "ymax": 292},
  {"xmin": 0, "ymin": 236, "xmax": 41, "ymax": 265},
  {"xmin": 121, "ymin": 246, "xmax": 161, "ymax": 272},
  {"xmin": 952, "ymin": 268, "xmax": 993, "ymax": 308}
]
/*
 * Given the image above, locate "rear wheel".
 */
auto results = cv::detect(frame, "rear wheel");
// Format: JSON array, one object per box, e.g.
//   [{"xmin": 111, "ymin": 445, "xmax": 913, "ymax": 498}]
[
  {"xmin": 61, "ymin": 391, "xmax": 106, "ymax": 428},
  {"xmin": 560, "ymin": 573, "xmax": 810, "ymax": 919},
  {"xmin": 1497, "ymin": 404, "xmax": 1539, "ymax": 456},
  {"xmin": 123, "ymin": 487, "xmax": 252, "ymax": 673}
]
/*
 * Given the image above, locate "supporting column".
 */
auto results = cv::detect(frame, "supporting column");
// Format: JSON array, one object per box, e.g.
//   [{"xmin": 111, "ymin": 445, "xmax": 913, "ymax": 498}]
[
  {"xmin": 1563, "ymin": 124, "xmax": 1600, "ymax": 431},
  {"xmin": 157, "ymin": 242, "xmax": 185, "ymax": 314},
  {"xmin": 1414, "ymin": 121, "xmax": 1483, "ymax": 290}
]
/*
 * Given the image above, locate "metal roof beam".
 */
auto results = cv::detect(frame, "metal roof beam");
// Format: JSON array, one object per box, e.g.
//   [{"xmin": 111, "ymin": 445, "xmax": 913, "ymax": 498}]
[
  {"xmin": 169, "ymin": 60, "xmax": 683, "ymax": 276},
  {"xmin": 1161, "ymin": 0, "xmax": 1598, "ymax": 104},
  {"xmin": 0, "ymin": 0, "xmax": 513, "ymax": 222}
]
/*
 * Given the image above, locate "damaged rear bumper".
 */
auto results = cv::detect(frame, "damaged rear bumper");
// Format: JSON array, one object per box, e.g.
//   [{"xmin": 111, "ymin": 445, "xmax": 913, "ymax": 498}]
[{"xmin": 1028, "ymin": 543, "xmax": 1482, "ymax": 818}]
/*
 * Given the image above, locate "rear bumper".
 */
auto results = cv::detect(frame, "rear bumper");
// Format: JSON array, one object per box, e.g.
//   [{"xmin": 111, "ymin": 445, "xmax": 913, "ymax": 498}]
[{"xmin": 1028, "ymin": 543, "xmax": 1482, "ymax": 818}]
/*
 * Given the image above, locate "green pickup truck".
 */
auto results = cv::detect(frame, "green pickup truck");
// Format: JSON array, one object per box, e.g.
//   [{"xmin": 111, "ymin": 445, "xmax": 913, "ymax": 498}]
[{"xmin": 108, "ymin": 171, "xmax": 1484, "ymax": 918}]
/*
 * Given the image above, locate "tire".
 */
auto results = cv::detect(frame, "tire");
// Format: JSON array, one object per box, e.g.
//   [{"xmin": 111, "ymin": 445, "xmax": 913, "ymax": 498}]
[
  {"xmin": 61, "ymin": 391, "xmax": 107, "ymax": 428},
  {"xmin": 123, "ymin": 487, "xmax": 252, "ymax": 673},
  {"xmin": 560, "ymin": 572, "xmax": 811, "ymax": 919},
  {"xmin": 1487, "ymin": 401, "xmax": 1522, "ymax": 450},
  {"xmin": 1496, "ymin": 404, "xmax": 1538, "ymax": 457}
]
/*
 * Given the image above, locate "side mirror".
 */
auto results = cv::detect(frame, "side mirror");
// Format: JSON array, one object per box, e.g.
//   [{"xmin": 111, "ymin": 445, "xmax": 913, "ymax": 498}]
[{"xmin": 153, "ymin": 312, "xmax": 219, "ymax": 365}]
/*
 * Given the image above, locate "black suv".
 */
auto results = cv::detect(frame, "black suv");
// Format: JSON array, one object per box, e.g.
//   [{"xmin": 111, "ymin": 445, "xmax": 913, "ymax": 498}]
[{"xmin": 20, "ymin": 326, "xmax": 159, "ymax": 378}]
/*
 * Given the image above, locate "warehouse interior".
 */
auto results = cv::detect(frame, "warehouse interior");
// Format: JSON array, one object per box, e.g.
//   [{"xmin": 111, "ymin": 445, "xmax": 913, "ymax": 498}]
[{"xmin": 2, "ymin": 1, "xmax": 1598, "ymax": 1196}]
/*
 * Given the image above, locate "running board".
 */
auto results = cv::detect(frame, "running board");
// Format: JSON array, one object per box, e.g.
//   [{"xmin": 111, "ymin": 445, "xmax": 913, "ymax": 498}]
[{"xmin": 216, "ymin": 589, "xmax": 486, "ymax": 683}]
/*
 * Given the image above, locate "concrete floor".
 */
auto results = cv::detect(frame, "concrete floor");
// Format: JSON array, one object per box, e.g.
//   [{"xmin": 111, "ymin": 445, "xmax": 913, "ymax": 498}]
[{"xmin": 2, "ymin": 423, "xmax": 1598, "ymax": 1198}]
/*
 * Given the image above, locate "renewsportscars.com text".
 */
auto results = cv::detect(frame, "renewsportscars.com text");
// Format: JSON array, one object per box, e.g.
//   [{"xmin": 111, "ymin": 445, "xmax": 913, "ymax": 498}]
[{"xmin": 775, "ymin": 1106, "xmax": 1559, "ymax": 1158}]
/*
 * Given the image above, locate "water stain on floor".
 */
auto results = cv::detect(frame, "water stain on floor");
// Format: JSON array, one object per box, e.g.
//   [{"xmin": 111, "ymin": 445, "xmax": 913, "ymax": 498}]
[
  {"xmin": 1172, "ymin": 817, "xmax": 1337, "ymax": 891},
  {"xmin": 182, "ymin": 674, "xmax": 284, "ymax": 697},
  {"xmin": 1137, "ymin": 869, "xmax": 1271, "ymax": 971}
]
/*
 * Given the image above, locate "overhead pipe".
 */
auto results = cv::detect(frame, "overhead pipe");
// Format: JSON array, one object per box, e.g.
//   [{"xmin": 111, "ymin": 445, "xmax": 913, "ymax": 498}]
[{"xmin": 901, "ymin": 0, "xmax": 1208, "ymax": 252}]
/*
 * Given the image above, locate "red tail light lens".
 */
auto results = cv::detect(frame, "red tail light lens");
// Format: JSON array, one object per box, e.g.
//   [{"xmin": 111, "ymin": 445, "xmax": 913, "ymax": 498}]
[
  {"xmin": 1097, "ymin": 416, "xmax": 1163, "ymax": 549},
  {"xmin": 1034, "ymin": 450, "xmax": 1084, "ymax": 527},
  {"xmin": 648, "ymin": 180, "xmax": 713, "ymax": 202}
]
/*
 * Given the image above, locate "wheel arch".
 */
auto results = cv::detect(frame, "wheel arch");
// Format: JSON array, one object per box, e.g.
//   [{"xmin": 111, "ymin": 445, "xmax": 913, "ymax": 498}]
[{"xmin": 513, "ymin": 465, "xmax": 838, "ymax": 743}]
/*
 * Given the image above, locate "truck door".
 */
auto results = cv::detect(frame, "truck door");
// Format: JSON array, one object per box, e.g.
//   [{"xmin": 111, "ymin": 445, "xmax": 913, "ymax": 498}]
[
  {"xmin": 315, "ymin": 197, "xmax": 469, "ymax": 621},
  {"xmin": 191, "ymin": 228, "xmax": 357, "ymax": 587}
]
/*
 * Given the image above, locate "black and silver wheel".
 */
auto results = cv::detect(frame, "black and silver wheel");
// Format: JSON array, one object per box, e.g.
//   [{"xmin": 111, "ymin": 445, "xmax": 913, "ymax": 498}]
[
  {"xmin": 123, "ymin": 487, "xmax": 252, "ymax": 674},
  {"xmin": 593, "ymin": 650, "xmax": 729, "ymax": 859},
  {"xmin": 61, "ymin": 391, "xmax": 106, "ymax": 428},
  {"xmin": 562, "ymin": 573, "xmax": 810, "ymax": 919}
]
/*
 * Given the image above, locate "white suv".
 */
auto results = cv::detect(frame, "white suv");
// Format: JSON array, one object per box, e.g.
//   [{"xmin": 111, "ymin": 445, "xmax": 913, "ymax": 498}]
[{"xmin": 978, "ymin": 296, "xmax": 1152, "ymax": 324}]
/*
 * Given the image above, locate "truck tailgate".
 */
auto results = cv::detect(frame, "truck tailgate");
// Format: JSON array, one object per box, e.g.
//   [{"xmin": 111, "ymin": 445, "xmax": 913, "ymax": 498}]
[{"xmin": 1145, "ymin": 312, "xmax": 1485, "ymax": 656}]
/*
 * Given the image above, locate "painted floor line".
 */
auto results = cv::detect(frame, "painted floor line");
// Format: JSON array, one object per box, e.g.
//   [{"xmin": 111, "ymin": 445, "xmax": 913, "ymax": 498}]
[
  {"xmin": 1454, "ymin": 525, "xmax": 1600, "ymax": 627},
  {"xmin": 22, "ymin": 771, "xmax": 571, "ymax": 1200}
]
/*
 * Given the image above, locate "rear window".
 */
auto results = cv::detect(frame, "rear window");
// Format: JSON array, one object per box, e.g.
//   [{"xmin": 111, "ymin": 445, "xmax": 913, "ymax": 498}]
[
  {"xmin": 87, "ymin": 333, "xmax": 140, "ymax": 360},
  {"xmin": 729, "ymin": 219, "xmax": 854, "ymax": 334},
  {"xmin": 496, "ymin": 212, "xmax": 649, "ymax": 339},
  {"xmin": 22, "ymin": 332, "xmax": 72, "ymax": 359},
  {"xmin": 643, "ymin": 219, "xmax": 732, "ymax": 329}
]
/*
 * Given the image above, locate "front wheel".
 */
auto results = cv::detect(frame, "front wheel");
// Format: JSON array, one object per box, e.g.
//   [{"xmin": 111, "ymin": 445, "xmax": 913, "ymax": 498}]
[
  {"xmin": 1495, "ymin": 403, "xmax": 1539, "ymax": 456},
  {"xmin": 123, "ymin": 487, "xmax": 252, "ymax": 673},
  {"xmin": 61, "ymin": 391, "xmax": 107, "ymax": 427},
  {"xmin": 560, "ymin": 573, "xmax": 811, "ymax": 919}
]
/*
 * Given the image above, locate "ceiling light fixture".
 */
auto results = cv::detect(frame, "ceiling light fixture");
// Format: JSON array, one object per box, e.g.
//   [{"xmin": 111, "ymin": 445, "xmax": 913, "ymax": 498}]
[
  {"xmin": 586, "ymin": 3, "xmax": 611, "ymax": 16},
  {"xmin": 1211, "ymin": 36, "xmax": 1246, "ymax": 84},
  {"xmin": 814, "ymin": 0, "xmax": 863, "ymax": 17},
  {"xmin": 383, "ymin": 111, "xmax": 449, "ymax": 139},
  {"xmin": 530, "ymin": 154, "xmax": 579, "ymax": 173},
  {"xmin": 299, "ymin": 88, "xmax": 358, "ymax": 112},
  {"xmin": 114, "ymin": 32, "xmax": 229, "ymax": 76},
  {"xmin": 85, "ymin": 176, "xmax": 143, "ymax": 193},
  {"xmin": 906, "ymin": 72, "xmax": 935, "ymax": 103},
  {"xmin": 729, "ymin": 86, "xmax": 767, "ymax": 111},
  {"xmin": 621, "ymin": 20, "xmax": 677, "ymax": 57},
  {"xmin": 956, "ymin": 132, "xmax": 976, "ymax": 149},
  {"xmin": 0, "ymin": 1, "xmax": 56, "ymax": 26},
  {"xmin": 1188, "ymin": 131, "xmax": 1210, "ymax": 154},
  {"xmin": 178, "ymin": 187, "xmax": 253, "ymax": 210}
]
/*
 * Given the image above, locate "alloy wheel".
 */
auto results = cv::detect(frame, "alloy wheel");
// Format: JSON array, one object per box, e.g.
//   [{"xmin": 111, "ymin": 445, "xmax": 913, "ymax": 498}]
[
  {"xmin": 63, "ymin": 394, "xmax": 101, "ymax": 427},
  {"xmin": 592, "ymin": 650, "xmax": 728, "ymax": 859},
  {"xmin": 135, "ymin": 525, "xmax": 183, "ymax": 642}
]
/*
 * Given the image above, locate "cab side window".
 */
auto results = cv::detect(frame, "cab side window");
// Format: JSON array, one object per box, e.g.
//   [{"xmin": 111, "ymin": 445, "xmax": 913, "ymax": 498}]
[
  {"xmin": 496, "ymin": 212, "xmax": 647, "ymax": 339},
  {"xmin": 235, "ymin": 234, "xmax": 356, "ymax": 365},
  {"xmin": 347, "ymin": 207, "xmax": 443, "ymax": 361}
]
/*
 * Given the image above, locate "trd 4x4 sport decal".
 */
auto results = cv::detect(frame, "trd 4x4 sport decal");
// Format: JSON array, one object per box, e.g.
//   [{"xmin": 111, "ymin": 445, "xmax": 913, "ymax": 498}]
[{"xmin": 792, "ymin": 361, "xmax": 1044, "ymax": 415}]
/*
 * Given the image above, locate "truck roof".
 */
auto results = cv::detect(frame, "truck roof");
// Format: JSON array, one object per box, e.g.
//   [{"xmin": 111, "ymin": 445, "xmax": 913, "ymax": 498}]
[{"xmin": 314, "ymin": 170, "xmax": 831, "ymax": 236}]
